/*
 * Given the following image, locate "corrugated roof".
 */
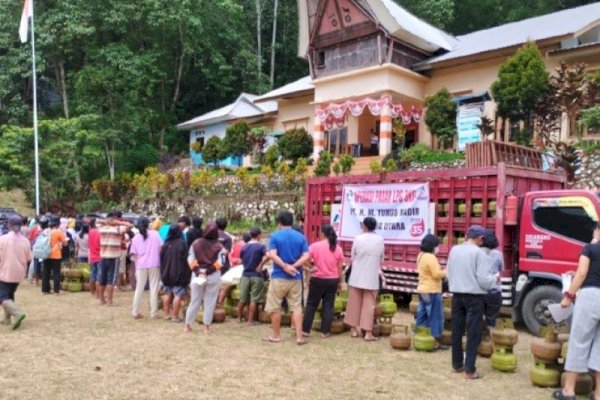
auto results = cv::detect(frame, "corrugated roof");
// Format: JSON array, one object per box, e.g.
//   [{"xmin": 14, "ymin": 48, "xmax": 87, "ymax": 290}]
[
  {"xmin": 422, "ymin": 2, "xmax": 600, "ymax": 66},
  {"xmin": 254, "ymin": 76, "xmax": 314, "ymax": 102},
  {"xmin": 177, "ymin": 93, "xmax": 277, "ymax": 130}
]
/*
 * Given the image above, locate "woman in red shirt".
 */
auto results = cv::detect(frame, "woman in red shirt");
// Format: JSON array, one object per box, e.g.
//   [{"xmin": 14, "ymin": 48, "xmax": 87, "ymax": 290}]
[{"xmin": 301, "ymin": 225, "xmax": 344, "ymax": 338}]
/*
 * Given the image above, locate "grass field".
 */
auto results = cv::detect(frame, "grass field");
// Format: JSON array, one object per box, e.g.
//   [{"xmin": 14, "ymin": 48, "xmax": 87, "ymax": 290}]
[{"xmin": 0, "ymin": 284, "xmax": 560, "ymax": 400}]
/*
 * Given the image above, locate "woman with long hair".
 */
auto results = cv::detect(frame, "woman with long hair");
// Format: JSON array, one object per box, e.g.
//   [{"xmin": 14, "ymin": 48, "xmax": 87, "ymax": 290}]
[
  {"xmin": 481, "ymin": 230, "xmax": 503, "ymax": 329},
  {"xmin": 415, "ymin": 234, "xmax": 447, "ymax": 350},
  {"xmin": 129, "ymin": 217, "xmax": 163, "ymax": 319},
  {"xmin": 344, "ymin": 217, "xmax": 385, "ymax": 341},
  {"xmin": 75, "ymin": 223, "xmax": 90, "ymax": 264},
  {"xmin": 184, "ymin": 223, "xmax": 223, "ymax": 334},
  {"xmin": 160, "ymin": 225, "xmax": 191, "ymax": 322},
  {"xmin": 301, "ymin": 224, "xmax": 344, "ymax": 338}
]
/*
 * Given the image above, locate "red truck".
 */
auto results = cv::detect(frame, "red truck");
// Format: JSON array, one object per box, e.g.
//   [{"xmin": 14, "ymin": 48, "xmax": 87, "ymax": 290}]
[{"xmin": 304, "ymin": 162, "xmax": 600, "ymax": 334}]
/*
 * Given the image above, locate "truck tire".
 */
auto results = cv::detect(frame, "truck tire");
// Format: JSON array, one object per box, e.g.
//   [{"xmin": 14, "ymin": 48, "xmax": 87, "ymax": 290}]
[{"xmin": 521, "ymin": 285, "xmax": 563, "ymax": 335}]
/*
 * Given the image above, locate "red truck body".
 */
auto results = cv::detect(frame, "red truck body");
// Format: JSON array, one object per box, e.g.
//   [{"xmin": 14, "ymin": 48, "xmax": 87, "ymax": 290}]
[{"xmin": 304, "ymin": 162, "xmax": 600, "ymax": 333}]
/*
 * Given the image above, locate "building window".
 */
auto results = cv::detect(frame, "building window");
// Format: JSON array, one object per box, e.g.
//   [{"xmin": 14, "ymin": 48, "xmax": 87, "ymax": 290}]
[{"xmin": 316, "ymin": 51, "xmax": 325, "ymax": 69}]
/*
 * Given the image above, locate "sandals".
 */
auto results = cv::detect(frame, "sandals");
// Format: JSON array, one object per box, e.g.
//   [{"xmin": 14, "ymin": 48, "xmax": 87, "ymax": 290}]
[
  {"xmin": 296, "ymin": 339, "xmax": 308, "ymax": 346},
  {"xmin": 261, "ymin": 336, "xmax": 282, "ymax": 343},
  {"xmin": 464, "ymin": 372, "xmax": 482, "ymax": 380},
  {"xmin": 350, "ymin": 329, "xmax": 361, "ymax": 338},
  {"xmin": 552, "ymin": 389, "xmax": 575, "ymax": 400},
  {"xmin": 451, "ymin": 367, "xmax": 465, "ymax": 373},
  {"xmin": 320, "ymin": 333, "xmax": 331, "ymax": 339},
  {"xmin": 363, "ymin": 336, "xmax": 380, "ymax": 342}
]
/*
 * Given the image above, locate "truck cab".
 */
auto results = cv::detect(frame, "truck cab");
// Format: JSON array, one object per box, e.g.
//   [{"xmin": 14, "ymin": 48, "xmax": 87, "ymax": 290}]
[{"xmin": 515, "ymin": 190, "xmax": 600, "ymax": 334}]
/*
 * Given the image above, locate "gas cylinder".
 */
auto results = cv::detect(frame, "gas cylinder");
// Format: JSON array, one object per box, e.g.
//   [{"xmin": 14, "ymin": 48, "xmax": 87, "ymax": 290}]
[
  {"xmin": 413, "ymin": 326, "xmax": 436, "ymax": 352},
  {"xmin": 530, "ymin": 361, "xmax": 560, "ymax": 387},
  {"xmin": 491, "ymin": 347, "xmax": 518, "ymax": 372},
  {"xmin": 505, "ymin": 194, "xmax": 518, "ymax": 225}
]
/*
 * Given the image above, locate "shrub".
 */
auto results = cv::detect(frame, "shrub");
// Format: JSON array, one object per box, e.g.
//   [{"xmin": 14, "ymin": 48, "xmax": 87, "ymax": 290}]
[
  {"xmin": 222, "ymin": 121, "xmax": 250, "ymax": 158},
  {"xmin": 369, "ymin": 160, "xmax": 382, "ymax": 174},
  {"xmin": 278, "ymin": 128, "xmax": 313, "ymax": 162},
  {"xmin": 339, "ymin": 155, "xmax": 355, "ymax": 174},
  {"xmin": 202, "ymin": 136, "xmax": 224, "ymax": 166},
  {"xmin": 190, "ymin": 141, "xmax": 202, "ymax": 153},
  {"xmin": 398, "ymin": 143, "xmax": 465, "ymax": 163},
  {"xmin": 424, "ymin": 88, "xmax": 457, "ymax": 149},
  {"xmin": 294, "ymin": 158, "xmax": 308, "ymax": 176},
  {"xmin": 263, "ymin": 144, "xmax": 280, "ymax": 168},
  {"xmin": 383, "ymin": 158, "xmax": 397, "ymax": 172},
  {"xmin": 314, "ymin": 151, "xmax": 333, "ymax": 177},
  {"xmin": 332, "ymin": 162, "xmax": 341, "ymax": 176}
]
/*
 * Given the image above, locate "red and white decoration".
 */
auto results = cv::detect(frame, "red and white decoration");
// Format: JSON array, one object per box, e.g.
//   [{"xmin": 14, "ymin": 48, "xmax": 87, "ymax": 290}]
[{"xmin": 316, "ymin": 96, "xmax": 423, "ymax": 125}]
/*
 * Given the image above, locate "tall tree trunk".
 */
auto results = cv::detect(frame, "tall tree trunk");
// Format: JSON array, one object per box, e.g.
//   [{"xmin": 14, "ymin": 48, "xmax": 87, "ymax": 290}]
[
  {"xmin": 255, "ymin": 0, "xmax": 262, "ymax": 93},
  {"xmin": 53, "ymin": 59, "xmax": 69, "ymax": 119},
  {"xmin": 172, "ymin": 23, "xmax": 185, "ymax": 111},
  {"xmin": 269, "ymin": 0, "xmax": 279, "ymax": 90}
]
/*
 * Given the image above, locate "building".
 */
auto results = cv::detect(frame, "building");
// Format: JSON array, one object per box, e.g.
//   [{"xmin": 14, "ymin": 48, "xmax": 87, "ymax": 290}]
[
  {"xmin": 257, "ymin": 0, "xmax": 600, "ymax": 159},
  {"xmin": 177, "ymin": 93, "xmax": 277, "ymax": 167}
]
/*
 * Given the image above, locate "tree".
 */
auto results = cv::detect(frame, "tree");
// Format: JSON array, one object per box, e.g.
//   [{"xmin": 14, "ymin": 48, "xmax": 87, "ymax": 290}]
[
  {"xmin": 269, "ymin": 0, "xmax": 279, "ymax": 89},
  {"xmin": 277, "ymin": 128, "xmax": 313, "ymax": 162},
  {"xmin": 423, "ymin": 88, "xmax": 457, "ymax": 149},
  {"xmin": 396, "ymin": 0, "xmax": 455, "ymax": 30},
  {"xmin": 491, "ymin": 42, "xmax": 548, "ymax": 141},
  {"xmin": 552, "ymin": 62, "xmax": 597, "ymax": 137},
  {"xmin": 248, "ymin": 126, "xmax": 268, "ymax": 163},
  {"xmin": 222, "ymin": 121, "xmax": 250, "ymax": 158},
  {"xmin": 201, "ymin": 136, "xmax": 224, "ymax": 166}
]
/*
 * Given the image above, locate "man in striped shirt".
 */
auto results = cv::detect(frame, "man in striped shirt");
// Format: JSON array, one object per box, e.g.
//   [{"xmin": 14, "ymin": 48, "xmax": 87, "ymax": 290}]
[{"xmin": 98, "ymin": 211, "xmax": 132, "ymax": 306}]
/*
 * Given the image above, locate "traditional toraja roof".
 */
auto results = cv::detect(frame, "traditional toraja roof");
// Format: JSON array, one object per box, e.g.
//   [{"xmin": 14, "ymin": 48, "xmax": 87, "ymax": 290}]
[
  {"xmin": 177, "ymin": 93, "xmax": 277, "ymax": 130},
  {"xmin": 297, "ymin": 0, "xmax": 457, "ymax": 57},
  {"xmin": 419, "ymin": 2, "xmax": 600, "ymax": 67},
  {"xmin": 373, "ymin": 0, "xmax": 457, "ymax": 52},
  {"xmin": 254, "ymin": 76, "xmax": 314, "ymax": 103}
]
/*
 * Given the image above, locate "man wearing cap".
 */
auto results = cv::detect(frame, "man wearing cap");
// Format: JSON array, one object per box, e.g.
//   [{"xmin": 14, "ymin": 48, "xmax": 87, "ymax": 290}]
[
  {"xmin": 0, "ymin": 216, "xmax": 32, "ymax": 330},
  {"xmin": 446, "ymin": 225, "xmax": 497, "ymax": 379}
]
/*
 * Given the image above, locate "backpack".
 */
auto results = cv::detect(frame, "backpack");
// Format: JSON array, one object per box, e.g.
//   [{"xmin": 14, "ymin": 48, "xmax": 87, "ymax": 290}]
[{"xmin": 32, "ymin": 230, "xmax": 52, "ymax": 260}]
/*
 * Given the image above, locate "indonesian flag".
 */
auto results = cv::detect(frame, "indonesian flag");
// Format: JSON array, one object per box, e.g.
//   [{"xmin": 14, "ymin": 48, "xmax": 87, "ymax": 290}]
[{"xmin": 19, "ymin": 0, "xmax": 33, "ymax": 43}]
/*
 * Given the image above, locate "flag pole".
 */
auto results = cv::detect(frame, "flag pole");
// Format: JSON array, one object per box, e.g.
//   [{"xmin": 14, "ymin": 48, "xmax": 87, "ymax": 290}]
[{"xmin": 30, "ymin": 0, "xmax": 40, "ymax": 215}]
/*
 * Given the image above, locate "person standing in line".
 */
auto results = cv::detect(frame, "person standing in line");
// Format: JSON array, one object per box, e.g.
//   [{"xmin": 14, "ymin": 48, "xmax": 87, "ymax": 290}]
[
  {"xmin": 216, "ymin": 217, "xmax": 233, "ymax": 305},
  {"xmin": 75, "ymin": 223, "xmax": 90, "ymax": 264},
  {"xmin": 88, "ymin": 218, "xmax": 101, "ymax": 299},
  {"xmin": 446, "ymin": 225, "xmax": 496, "ymax": 380},
  {"xmin": 481, "ymin": 230, "xmax": 504, "ymax": 329},
  {"xmin": 186, "ymin": 216, "xmax": 203, "ymax": 248},
  {"xmin": 160, "ymin": 225, "xmax": 191, "ymax": 322},
  {"xmin": 184, "ymin": 223, "xmax": 224, "ymax": 334},
  {"xmin": 415, "ymin": 234, "xmax": 447, "ymax": 350},
  {"xmin": 42, "ymin": 217, "xmax": 66, "ymax": 295},
  {"xmin": 177, "ymin": 216, "xmax": 191, "ymax": 242},
  {"xmin": 98, "ymin": 211, "xmax": 132, "ymax": 306},
  {"xmin": 114, "ymin": 211, "xmax": 130, "ymax": 291},
  {"xmin": 554, "ymin": 224, "xmax": 600, "ymax": 400},
  {"xmin": 302, "ymin": 224, "xmax": 344, "ymax": 339},
  {"xmin": 129, "ymin": 217, "xmax": 163, "ymax": 319},
  {"xmin": 263, "ymin": 211, "xmax": 310, "ymax": 345},
  {"xmin": 344, "ymin": 217, "xmax": 385, "ymax": 342},
  {"xmin": 27, "ymin": 216, "xmax": 44, "ymax": 286},
  {"xmin": 237, "ymin": 229, "xmax": 267, "ymax": 325},
  {"xmin": 0, "ymin": 216, "xmax": 32, "ymax": 330}
]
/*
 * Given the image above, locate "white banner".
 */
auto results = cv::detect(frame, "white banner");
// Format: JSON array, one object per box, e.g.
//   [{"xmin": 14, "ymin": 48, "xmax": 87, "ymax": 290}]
[{"xmin": 339, "ymin": 183, "xmax": 430, "ymax": 244}]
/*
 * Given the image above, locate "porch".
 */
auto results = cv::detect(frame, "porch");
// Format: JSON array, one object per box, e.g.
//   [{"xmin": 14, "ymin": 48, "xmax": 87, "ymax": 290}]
[{"xmin": 313, "ymin": 95, "xmax": 423, "ymax": 158}]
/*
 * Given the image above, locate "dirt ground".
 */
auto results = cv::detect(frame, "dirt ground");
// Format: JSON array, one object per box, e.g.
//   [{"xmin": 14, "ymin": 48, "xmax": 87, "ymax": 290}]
[{"xmin": 1, "ymin": 284, "xmax": 559, "ymax": 400}]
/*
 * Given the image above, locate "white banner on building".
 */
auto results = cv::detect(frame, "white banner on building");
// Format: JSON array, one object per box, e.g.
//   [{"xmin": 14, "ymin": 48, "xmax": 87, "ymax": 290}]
[
  {"xmin": 339, "ymin": 183, "xmax": 430, "ymax": 244},
  {"xmin": 457, "ymin": 102, "xmax": 484, "ymax": 151}
]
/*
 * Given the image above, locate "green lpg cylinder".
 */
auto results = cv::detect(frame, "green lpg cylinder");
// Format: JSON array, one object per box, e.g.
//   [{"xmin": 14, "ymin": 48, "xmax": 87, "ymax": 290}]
[
  {"xmin": 413, "ymin": 326, "xmax": 436, "ymax": 352},
  {"xmin": 491, "ymin": 347, "xmax": 518, "ymax": 372},
  {"xmin": 334, "ymin": 295, "xmax": 345, "ymax": 314},
  {"xmin": 378, "ymin": 294, "xmax": 397, "ymax": 318},
  {"xmin": 67, "ymin": 280, "xmax": 82, "ymax": 292},
  {"xmin": 530, "ymin": 361, "xmax": 560, "ymax": 388}
]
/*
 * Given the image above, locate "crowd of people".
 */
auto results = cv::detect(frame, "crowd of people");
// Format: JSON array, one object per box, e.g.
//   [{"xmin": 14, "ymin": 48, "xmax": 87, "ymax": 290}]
[{"xmin": 0, "ymin": 209, "xmax": 599, "ymax": 399}]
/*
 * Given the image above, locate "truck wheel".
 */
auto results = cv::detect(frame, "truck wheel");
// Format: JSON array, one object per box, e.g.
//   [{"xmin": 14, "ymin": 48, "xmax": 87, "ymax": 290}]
[{"xmin": 521, "ymin": 285, "xmax": 562, "ymax": 335}]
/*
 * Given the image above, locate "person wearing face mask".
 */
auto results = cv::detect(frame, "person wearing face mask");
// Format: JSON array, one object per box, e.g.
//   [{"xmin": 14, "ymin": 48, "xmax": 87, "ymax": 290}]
[
  {"xmin": 446, "ymin": 225, "xmax": 497, "ymax": 380},
  {"xmin": 415, "ymin": 234, "xmax": 447, "ymax": 350}
]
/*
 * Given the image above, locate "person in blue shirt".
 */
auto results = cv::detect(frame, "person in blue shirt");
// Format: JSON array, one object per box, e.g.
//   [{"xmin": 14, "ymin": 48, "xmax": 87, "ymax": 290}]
[{"xmin": 263, "ymin": 211, "xmax": 309, "ymax": 345}]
